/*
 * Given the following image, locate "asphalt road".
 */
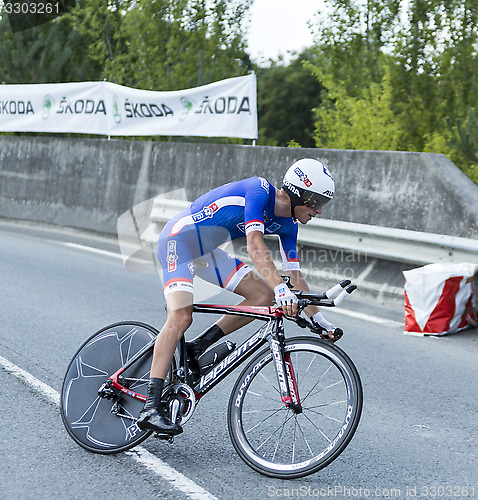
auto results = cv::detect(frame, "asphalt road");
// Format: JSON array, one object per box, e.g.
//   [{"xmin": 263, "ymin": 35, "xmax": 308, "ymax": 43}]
[{"xmin": 1, "ymin": 219, "xmax": 477, "ymax": 500}]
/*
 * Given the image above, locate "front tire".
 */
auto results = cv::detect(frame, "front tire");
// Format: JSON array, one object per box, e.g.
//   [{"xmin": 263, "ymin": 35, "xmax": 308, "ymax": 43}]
[{"xmin": 227, "ymin": 337, "xmax": 362, "ymax": 479}]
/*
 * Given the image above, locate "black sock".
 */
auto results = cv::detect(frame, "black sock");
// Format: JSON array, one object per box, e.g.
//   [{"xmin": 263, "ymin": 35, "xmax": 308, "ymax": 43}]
[
  {"xmin": 190, "ymin": 324, "xmax": 225, "ymax": 353},
  {"xmin": 143, "ymin": 377, "xmax": 164, "ymax": 412}
]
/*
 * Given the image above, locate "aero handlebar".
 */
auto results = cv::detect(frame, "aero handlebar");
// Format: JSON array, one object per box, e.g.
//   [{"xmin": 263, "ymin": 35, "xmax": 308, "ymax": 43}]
[{"xmin": 294, "ymin": 279, "xmax": 357, "ymax": 310}]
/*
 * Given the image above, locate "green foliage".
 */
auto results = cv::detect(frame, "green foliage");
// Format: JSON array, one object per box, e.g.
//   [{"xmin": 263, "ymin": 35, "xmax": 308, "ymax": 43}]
[
  {"xmin": 68, "ymin": 0, "xmax": 130, "ymax": 74},
  {"xmin": 0, "ymin": 14, "xmax": 101, "ymax": 83},
  {"xmin": 68, "ymin": 0, "xmax": 252, "ymax": 90},
  {"xmin": 441, "ymin": 109, "xmax": 478, "ymax": 184},
  {"xmin": 256, "ymin": 52, "xmax": 322, "ymax": 148},
  {"xmin": 446, "ymin": 109, "xmax": 478, "ymax": 164},
  {"xmin": 0, "ymin": 0, "xmax": 252, "ymax": 90},
  {"xmin": 311, "ymin": 0, "xmax": 399, "ymax": 96},
  {"xmin": 305, "ymin": 0, "xmax": 478, "ymax": 183},
  {"xmin": 311, "ymin": 65, "xmax": 402, "ymax": 151},
  {"xmin": 424, "ymin": 128, "xmax": 478, "ymax": 184}
]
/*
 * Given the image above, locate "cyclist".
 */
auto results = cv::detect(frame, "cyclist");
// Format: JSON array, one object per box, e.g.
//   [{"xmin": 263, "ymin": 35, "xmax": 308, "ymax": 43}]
[{"xmin": 137, "ymin": 158, "xmax": 340, "ymax": 435}]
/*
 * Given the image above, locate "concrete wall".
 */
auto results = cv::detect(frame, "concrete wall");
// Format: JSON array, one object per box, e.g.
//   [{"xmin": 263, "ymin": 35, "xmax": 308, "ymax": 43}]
[{"xmin": 1, "ymin": 136, "xmax": 477, "ymax": 239}]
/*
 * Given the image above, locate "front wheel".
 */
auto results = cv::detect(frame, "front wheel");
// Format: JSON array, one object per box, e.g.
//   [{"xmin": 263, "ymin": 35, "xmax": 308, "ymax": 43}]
[
  {"xmin": 228, "ymin": 337, "xmax": 363, "ymax": 479},
  {"xmin": 60, "ymin": 322, "xmax": 157, "ymax": 454}
]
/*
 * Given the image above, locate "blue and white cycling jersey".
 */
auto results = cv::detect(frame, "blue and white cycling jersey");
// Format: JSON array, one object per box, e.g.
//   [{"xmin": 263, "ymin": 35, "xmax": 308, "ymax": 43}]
[{"xmin": 157, "ymin": 177, "xmax": 300, "ymax": 295}]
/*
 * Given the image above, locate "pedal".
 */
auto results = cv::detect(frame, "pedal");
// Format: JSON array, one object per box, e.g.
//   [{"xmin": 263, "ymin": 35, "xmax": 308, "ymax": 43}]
[{"xmin": 153, "ymin": 432, "xmax": 175, "ymax": 444}]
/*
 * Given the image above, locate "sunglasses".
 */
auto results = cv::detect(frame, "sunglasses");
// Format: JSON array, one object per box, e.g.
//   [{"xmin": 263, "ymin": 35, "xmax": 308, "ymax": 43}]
[{"xmin": 303, "ymin": 191, "xmax": 333, "ymax": 210}]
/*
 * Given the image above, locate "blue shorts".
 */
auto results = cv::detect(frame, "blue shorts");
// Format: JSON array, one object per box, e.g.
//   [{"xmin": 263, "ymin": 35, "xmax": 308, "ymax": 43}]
[{"xmin": 157, "ymin": 237, "xmax": 252, "ymax": 297}]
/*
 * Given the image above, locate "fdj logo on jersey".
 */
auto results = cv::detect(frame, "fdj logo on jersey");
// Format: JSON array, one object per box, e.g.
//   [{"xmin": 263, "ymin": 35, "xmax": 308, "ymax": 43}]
[
  {"xmin": 192, "ymin": 203, "xmax": 219, "ymax": 223},
  {"xmin": 294, "ymin": 167, "xmax": 312, "ymax": 187},
  {"xmin": 167, "ymin": 241, "xmax": 178, "ymax": 272}
]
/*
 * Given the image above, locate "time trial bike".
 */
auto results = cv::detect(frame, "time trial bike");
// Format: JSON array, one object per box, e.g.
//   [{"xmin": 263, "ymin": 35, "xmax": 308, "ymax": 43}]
[{"xmin": 60, "ymin": 279, "xmax": 362, "ymax": 479}]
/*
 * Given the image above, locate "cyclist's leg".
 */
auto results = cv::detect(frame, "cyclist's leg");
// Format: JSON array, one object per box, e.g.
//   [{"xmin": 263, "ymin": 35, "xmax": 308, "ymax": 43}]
[
  {"xmin": 138, "ymin": 236, "xmax": 196, "ymax": 434},
  {"xmin": 138, "ymin": 291, "xmax": 193, "ymax": 434},
  {"xmin": 217, "ymin": 270, "xmax": 274, "ymax": 334},
  {"xmin": 194, "ymin": 248, "xmax": 274, "ymax": 335},
  {"xmin": 150, "ymin": 292, "xmax": 193, "ymax": 379},
  {"xmin": 153, "ymin": 235, "xmax": 196, "ymax": 379}
]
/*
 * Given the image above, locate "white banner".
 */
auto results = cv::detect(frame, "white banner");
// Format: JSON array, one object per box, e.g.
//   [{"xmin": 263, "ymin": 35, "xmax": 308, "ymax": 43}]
[{"xmin": 0, "ymin": 75, "xmax": 258, "ymax": 139}]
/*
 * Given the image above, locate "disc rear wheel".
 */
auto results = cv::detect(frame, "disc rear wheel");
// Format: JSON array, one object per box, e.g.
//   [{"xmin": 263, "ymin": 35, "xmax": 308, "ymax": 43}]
[{"xmin": 60, "ymin": 322, "xmax": 157, "ymax": 454}]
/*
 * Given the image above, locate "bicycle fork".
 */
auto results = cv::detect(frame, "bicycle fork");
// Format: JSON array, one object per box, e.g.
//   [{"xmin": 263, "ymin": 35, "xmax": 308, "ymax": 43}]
[{"xmin": 269, "ymin": 320, "xmax": 302, "ymax": 414}]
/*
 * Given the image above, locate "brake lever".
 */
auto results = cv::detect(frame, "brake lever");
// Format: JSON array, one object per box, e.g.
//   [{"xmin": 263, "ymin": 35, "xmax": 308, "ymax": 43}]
[
  {"xmin": 312, "ymin": 322, "xmax": 344, "ymax": 343},
  {"xmin": 286, "ymin": 311, "xmax": 344, "ymax": 342},
  {"xmin": 288, "ymin": 316, "xmax": 310, "ymax": 329}
]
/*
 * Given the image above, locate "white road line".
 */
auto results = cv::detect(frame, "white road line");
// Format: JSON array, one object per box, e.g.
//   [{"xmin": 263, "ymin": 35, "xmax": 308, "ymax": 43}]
[
  {"xmin": 0, "ymin": 354, "xmax": 218, "ymax": 500},
  {"xmin": 125, "ymin": 448, "xmax": 217, "ymax": 500},
  {"xmin": 333, "ymin": 307, "xmax": 403, "ymax": 328},
  {"xmin": 63, "ymin": 242, "xmax": 123, "ymax": 260},
  {"xmin": 0, "ymin": 354, "xmax": 61, "ymax": 406}
]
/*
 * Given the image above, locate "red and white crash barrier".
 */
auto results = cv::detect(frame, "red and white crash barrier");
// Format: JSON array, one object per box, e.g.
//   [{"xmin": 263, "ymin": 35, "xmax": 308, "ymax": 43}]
[{"xmin": 404, "ymin": 263, "xmax": 478, "ymax": 336}]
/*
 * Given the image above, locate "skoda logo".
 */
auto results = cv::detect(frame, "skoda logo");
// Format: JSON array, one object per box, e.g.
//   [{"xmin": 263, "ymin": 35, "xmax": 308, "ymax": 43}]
[
  {"xmin": 42, "ymin": 95, "xmax": 54, "ymax": 119},
  {"xmin": 112, "ymin": 95, "xmax": 121, "ymax": 123},
  {"xmin": 180, "ymin": 96, "xmax": 195, "ymax": 121}
]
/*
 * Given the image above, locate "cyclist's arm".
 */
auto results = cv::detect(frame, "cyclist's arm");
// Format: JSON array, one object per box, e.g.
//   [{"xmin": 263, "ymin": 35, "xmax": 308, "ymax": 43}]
[
  {"xmin": 242, "ymin": 177, "xmax": 285, "ymax": 290},
  {"xmin": 246, "ymin": 231, "xmax": 298, "ymax": 317},
  {"xmin": 285, "ymin": 270, "xmax": 338, "ymax": 339},
  {"xmin": 284, "ymin": 269, "xmax": 318, "ymax": 318},
  {"xmin": 246, "ymin": 231, "xmax": 285, "ymax": 290},
  {"xmin": 278, "ymin": 225, "xmax": 311, "ymax": 310}
]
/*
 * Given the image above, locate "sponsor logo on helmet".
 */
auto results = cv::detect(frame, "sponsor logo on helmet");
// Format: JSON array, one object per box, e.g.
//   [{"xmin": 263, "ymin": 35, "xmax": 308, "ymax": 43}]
[
  {"xmin": 283, "ymin": 180, "xmax": 300, "ymax": 197},
  {"xmin": 323, "ymin": 164, "xmax": 334, "ymax": 181},
  {"xmin": 323, "ymin": 190, "xmax": 334, "ymax": 197},
  {"xmin": 294, "ymin": 167, "xmax": 312, "ymax": 187}
]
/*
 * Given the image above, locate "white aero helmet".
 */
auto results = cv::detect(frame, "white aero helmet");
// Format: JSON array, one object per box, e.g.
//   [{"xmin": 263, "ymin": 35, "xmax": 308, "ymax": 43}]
[{"xmin": 283, "ymin": 158, "xmax": 335, "ymax": 214}]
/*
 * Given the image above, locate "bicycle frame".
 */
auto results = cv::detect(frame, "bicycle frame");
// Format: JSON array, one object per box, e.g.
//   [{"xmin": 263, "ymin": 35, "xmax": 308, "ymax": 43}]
[{"xmin": 105, "ymin": 303, "xmax": 301, "ymax": 411}]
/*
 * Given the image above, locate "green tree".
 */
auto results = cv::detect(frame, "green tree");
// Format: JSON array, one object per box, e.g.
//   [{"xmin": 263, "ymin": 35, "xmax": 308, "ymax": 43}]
[
  {"xmin": 69, "ymin": 0, "xmax": 253, "ymax": 90},
  {"xmin": 0, "ymin": 13, "xmax": 101, "ymax": 83},
  {"xmin": 257, "ymin": 51, "xmax": 323, "ymax": 148},
  {"xmin": 311, "ymin": 0, "xmax": 400, "ymax": 96},
  {"xmin": 312, "ymin": 65, "xmax": 402, "ymax": 151},
  {"xmin": 306, "ymin": 0, "xmax": 478, "ymax": 182}
]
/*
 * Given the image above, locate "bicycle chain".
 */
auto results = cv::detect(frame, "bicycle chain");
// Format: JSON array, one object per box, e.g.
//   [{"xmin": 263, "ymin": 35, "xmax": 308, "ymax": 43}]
[
  {"xmin": 110, "ymin": 402, "xmax": 137, "ymax": 421},
  {"xmin": 120, "ymin": 377, "xmax": 148, "ymax": 384}
]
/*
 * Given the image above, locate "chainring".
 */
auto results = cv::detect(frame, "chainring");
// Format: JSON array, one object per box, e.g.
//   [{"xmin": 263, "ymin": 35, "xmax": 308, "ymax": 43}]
[{"xmin": 163, "ymin": 383, "xmax": 197, "ymax": 426}]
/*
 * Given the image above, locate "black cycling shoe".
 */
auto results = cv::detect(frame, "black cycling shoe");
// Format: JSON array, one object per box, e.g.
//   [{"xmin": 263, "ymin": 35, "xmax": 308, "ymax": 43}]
[{"xmin": 137, "ymin": 408, "xmax": 183, "ymax": 435}]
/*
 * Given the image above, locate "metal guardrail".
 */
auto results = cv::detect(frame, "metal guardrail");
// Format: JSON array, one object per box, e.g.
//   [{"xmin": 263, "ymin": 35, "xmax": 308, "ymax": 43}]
[
  {"xmin": 298, "ymin": 218, "xmax": 478, "ymax": 266},
  {"xmin": 149, "ymin": 197, "xmax": 478, "ymax": 266}
]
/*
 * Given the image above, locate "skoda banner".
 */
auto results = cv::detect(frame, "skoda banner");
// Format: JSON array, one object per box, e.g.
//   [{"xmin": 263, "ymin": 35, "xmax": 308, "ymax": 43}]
[{"xmin": 0, "ymin": 74, "xmax": 258, "ymax": 139}]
